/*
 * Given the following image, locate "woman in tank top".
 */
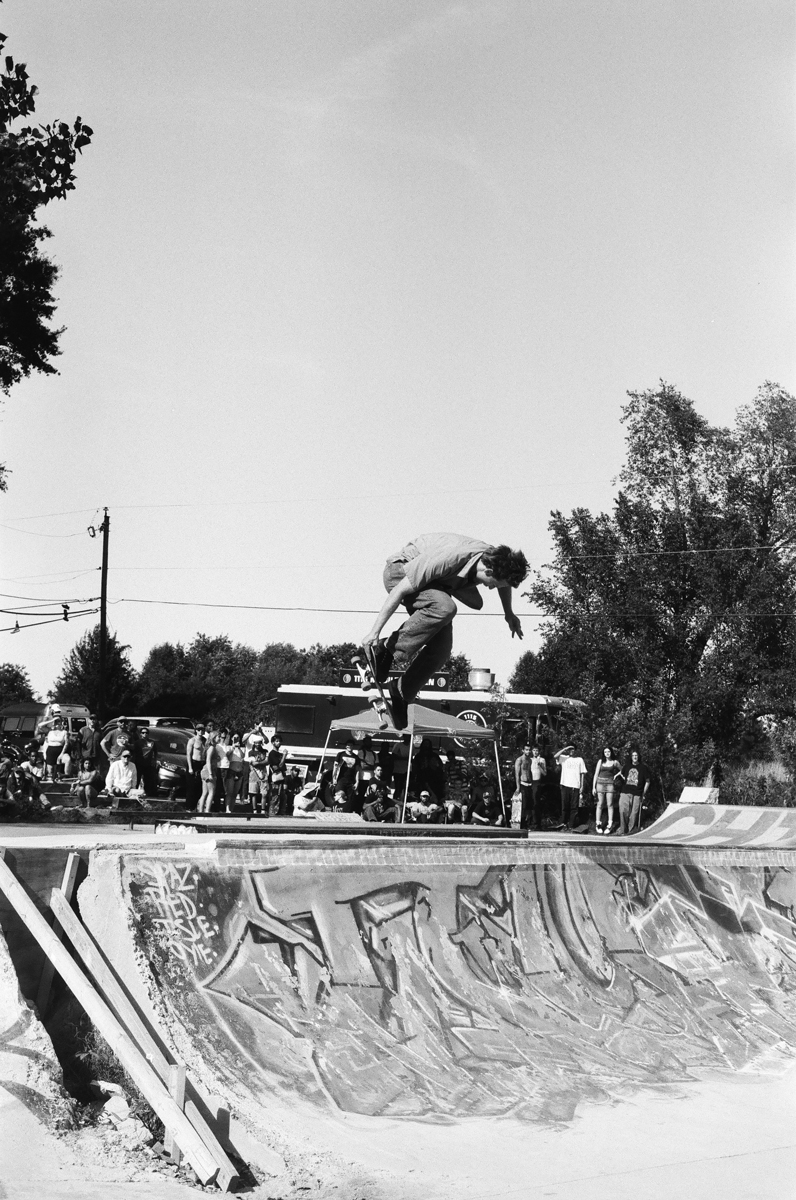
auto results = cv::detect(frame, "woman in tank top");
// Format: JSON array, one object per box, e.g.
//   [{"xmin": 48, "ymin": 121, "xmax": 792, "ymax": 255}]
[{"xmin": 593, "ymin": 745, "xmax": 621, "ymax": 835}]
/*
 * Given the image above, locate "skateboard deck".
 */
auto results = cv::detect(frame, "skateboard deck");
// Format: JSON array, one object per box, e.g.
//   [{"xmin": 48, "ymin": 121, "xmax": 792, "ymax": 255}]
[{"xmin": 352, "ymin": 651, "xmax": 392, "ymax": 731}]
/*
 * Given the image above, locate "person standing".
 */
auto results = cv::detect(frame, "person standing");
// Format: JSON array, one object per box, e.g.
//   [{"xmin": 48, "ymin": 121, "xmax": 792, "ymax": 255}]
[
  {"xmin": 43, "ymin": 717, "xmax": 68, "ymax": 781},
  {"xmin": 515, "ymin": 743, "xmax": 547, "ymax": 831},
  {"xmin": 332, "ymin": 740, "xmax": 359, "ymax": 812},
  {"xmin": 185, "ymin": 724, "xmax": 206, "ymax": 810},
  {"xmin": 265, "ymin": 734, "xmax": 288, "ymax": 817},
  {"xmin": 615, "ymin": 749, "xmax": 651, "ymax": 836},
  {"xmin": 138, "ymin": 729, "xmax": 159, "ymax": 797},
  {"xmin": 355, "ymin": 735, "xmax": 377, "ymax": 813},
  {"xmin": 555, "ymin": 745, "xmax": 587, "ymax": 830},
  {"xmin": 223, "ymin": 733, "xmax": 245, "ymax": 813},
  {"xmin": 100, "ymin": 718, "xmax": 132, "ymax": 770},
  {"xmin": 198, "ymin": 733, "xmax": 222, "ymax": 814},
  {"xmin": 80, "ymin": 715, "xmax": 103, "ymax": 767},
  {"xmin": 593, "ymin": 745, "xmax": 622, "ymax": 834}
]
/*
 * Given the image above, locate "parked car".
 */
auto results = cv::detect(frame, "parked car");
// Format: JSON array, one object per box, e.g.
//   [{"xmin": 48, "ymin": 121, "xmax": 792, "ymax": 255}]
[
  {"xmin": 101, "ymin": 715, "xmax": 196, "ymax": 734},
  {"xmin": 147, "ymin": 726, "xmax": 192, "ymax": 797}
]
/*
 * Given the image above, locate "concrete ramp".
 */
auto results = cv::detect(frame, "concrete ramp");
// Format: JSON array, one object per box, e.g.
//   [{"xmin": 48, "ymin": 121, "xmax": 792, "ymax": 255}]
[
  {"xmin": 639, "ymin": 801, "xmax": 796, "ymax": 848},
  {"xmin": 78, "ymin": 830, "xmax": 796, "ymax": 1136}
]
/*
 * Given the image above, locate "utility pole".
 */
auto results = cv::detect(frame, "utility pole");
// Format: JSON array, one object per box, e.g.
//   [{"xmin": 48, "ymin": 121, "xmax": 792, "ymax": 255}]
[{"xmin": 98, "ymin": 508, "xmax": 110, "ymax": 722}]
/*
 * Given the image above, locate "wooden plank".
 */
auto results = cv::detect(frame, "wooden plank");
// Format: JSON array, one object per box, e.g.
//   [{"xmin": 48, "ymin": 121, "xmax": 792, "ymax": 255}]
[
  {"xmin": 185, "ymin": 1101, "xmax": 237, "ymax": 1192},
  {"xmin": 49, "ymin": 889, "xmax": 240, "ymax": 1190},
  {"xmin": 165, "ymin": 1064, "xmax": 186, "ymax": 1165},
  {"xmin": 36, "ymin": 851, "xmax": 81, "ymax": 1018},
  {"xmin": 49, "ymin": 889, "xmax": 171, "ymax": 1078},
  {"xmin": 0, "ymin": 856, "xmax": 219, "ymax": 1186}
]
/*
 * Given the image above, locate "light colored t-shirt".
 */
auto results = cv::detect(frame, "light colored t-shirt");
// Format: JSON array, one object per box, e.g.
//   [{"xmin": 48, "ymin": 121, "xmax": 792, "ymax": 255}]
[
  {"xmin": 388, "ymin": 533, "xmax": 494, "ymax": 608},
  {"xmin": 559, "ymin": 756, "xmax": 587, "ymax": 788}
]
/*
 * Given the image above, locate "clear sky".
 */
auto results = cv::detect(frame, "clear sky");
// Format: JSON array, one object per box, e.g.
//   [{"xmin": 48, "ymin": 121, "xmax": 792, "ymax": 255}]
[{"xmin": 1, "ymin": 0, "xmax": 794, "ymax": 701}]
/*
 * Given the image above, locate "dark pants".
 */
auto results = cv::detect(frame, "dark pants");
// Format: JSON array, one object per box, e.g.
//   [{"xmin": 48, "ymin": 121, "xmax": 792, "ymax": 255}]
[
  {"xmin": 267, "ymin": 779, "xmax": 287, "ymax": 817},
  {"xmin": 520, "ymin": 781, "xmax": 544, "ymax": 829},
  {"xmin": 382, "ymin": 562, "xmax": 455, "ymax": 703},
  {"xmin": 186, "ymin": 765, "xmax": 203, "ymax": 810},
  {"xmin": 560, "ymin": 786, "xmax": 580, "ymax": 828}
]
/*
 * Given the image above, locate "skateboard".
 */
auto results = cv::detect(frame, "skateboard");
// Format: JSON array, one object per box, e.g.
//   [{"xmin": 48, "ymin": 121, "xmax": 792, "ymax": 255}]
[{"xmin": 352, "ymin": 650, "xmax": 392, "ymax": 731}]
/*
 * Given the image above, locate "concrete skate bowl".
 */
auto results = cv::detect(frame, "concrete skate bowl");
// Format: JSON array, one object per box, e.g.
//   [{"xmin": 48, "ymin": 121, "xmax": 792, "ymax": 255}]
[{"xmin": 79, "ymin": 815, "xmax": 796, "ymax": 1137}]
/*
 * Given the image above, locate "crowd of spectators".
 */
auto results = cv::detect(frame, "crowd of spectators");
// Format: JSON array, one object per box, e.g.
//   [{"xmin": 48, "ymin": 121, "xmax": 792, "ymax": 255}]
[{"xmin": 0, "ymin": 711, "xmax": 653, "ymax": 835}]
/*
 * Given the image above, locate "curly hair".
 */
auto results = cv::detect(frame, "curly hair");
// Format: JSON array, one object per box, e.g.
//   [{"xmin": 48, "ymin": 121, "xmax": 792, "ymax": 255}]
[{"xmin": 482, "ymin": 544, "xmax": 529, "ymax": 588}]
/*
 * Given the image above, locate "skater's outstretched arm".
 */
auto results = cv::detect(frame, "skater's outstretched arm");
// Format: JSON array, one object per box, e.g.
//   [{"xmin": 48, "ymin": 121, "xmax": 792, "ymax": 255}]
[
  {"xmin": 362, "ymin": 576, "xmax": 414, "ymax": 649},
  {"xmin": 497, "ymin": 585, "xmax": 523, "ymax": 639}
]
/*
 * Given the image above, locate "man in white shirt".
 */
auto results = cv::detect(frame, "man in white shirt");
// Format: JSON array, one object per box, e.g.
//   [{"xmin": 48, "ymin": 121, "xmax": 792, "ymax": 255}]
[
  {"xmin": 556, "ymin": 745, "xmax": 587, "ymax": 830},
  {"xmin": 106, "ymin": 750, "xmax": 138, "ymax": 800}
]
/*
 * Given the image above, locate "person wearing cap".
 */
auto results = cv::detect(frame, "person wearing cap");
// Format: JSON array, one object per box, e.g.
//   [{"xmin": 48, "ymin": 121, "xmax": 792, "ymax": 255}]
[
  {"xmin": 362, "ymin": 766, "xmax": 398, "ymax": 822},
  {"xmin": 100, "ymin": 717, "xmax": 132, "ymax": 766},
  {"xmin": 407, "ymin": 788, "xmax": 444, "ymax": 824},
  {"xmin": 361, "ymin": 534, "xmax": 529, "ymax": 729},
  {"xmin": 105, "ymin": 749, "xmax": 138, "ymax": 799},
  {"xmin": 467, "ymin": 786, "xmax": 505, "ymax": 826},
  {"xmin": 43, "ymin": 717, "xmax": 68, "ymax": 781}
]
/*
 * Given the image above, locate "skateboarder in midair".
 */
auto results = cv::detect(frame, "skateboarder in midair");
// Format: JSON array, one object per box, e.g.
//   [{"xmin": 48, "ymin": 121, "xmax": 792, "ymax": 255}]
[{"xmin": 361, "ymin": 533, "xmax": 529, "ymax": 729}]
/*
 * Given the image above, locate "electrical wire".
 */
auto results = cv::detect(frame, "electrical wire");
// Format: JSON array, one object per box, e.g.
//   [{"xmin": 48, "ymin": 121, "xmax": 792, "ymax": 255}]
[
  {"xmin": 113, "ymin": 597, "xmax": 544, "ymax": 617},
  {"xmin": 0, "ymin": 522, "xmax": 88, "ymax": 539},
  {"xmin": 1, "ymin": 610, "xmax": 98, "ymax": 634},
  {"xmin": 0, "ymin": 593, "xmax": 99, "ymax": 604}
]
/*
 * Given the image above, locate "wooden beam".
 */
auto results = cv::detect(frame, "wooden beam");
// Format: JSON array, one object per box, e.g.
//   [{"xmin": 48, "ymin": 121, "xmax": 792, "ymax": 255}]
[
  {"xmin": 165, "ymin": 1064, "xmax": 186, "ymax": 1165},
  {"xmin": 49, "ymin": 888, "xmax": 240, "ymax": 1191},
  {"xmin": 36, "ymin": 851, "xmax": 81, "ymax": 1019},
  {"xmin": 0, "ymin": 856, "xmax": 219, "ymax": 1186}
]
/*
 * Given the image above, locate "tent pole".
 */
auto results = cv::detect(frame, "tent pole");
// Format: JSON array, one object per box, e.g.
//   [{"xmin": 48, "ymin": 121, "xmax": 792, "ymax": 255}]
[
  {"xmin": 401, "ymin": 727, "xmax": 415, "ymax": 824},
  {"xmin": 495, "ymin": 739, "xmax": 507, "ymax": 825},
  {"xmin": 317, "ymin": 728, "xmax": 333, "ymax": 792}
]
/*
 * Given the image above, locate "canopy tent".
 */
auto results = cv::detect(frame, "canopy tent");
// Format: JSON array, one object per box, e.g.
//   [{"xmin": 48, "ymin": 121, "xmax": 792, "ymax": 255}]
[
  {"xmin": 321, "ymin": 703, "xmax": 505, "ymax": 823},
  {"xmin": 329, "ymin": 703, "xmax": 496, "ymax": 740}
]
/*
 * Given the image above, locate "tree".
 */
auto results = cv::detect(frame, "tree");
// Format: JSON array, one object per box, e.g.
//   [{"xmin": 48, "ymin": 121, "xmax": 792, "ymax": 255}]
[
  {"xmin": 0, "ymin": 28, "xmax": 92, "ymax": 489},
  {"xmin": 0, "ymin": 661, "xmax": 35, "ymax": 707},
  {"xmin": 52, "ymin": 625, "xmax": 138, "ymax": 716},
  {"xmin": 445, "ymin": 653, "xmax": 472, "ymax": 691},
  {"xmin": 525, "ymin": 381, "xmax": 796, "ymax": 796}
]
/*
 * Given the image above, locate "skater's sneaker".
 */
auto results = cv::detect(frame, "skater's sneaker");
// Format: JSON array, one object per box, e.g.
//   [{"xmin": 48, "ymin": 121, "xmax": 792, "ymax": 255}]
[
  {"xmin": 388, "ymin": 681, "xmax": 409, "ymax": 731},
  {"xmin": 366, "ymin": 639, "xmax": 393, "ymax": 684}
]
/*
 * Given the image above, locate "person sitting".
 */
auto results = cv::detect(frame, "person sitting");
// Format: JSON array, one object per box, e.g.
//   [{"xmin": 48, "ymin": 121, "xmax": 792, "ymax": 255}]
[
  {"xmin": 19, "ymin": 749, "xmax": 45, "ymax": 782},
  {"xmin": 407, "ymin": 788, "xmax": 444, "ymax": 824},
  {"xmin": 443, "ymin": 795, "xmax": 466, "ymax": 823},
  {"xmin": 6, "ymin": 764, "xmax": 41, "ymax": 807},
  {"xmin": 362, "ymin": 767, "xmax": 398, "ymax": 822},
  {"xmin": 293, "ymin": 781, "xmax": 328, "ymax": 815},
  {"xmin": 467, "ymin": 787, "xmax": 505, "ymax": 826},
  {"xmin": 72, "ymin": 758, "xmax": 103, "ymax": 808},
  {"xmin": 331, "ymin": 788, "xmax": 350, "ymax": 812},
  {"xmin": 105, "ymin": 749, "xmax": 138, "ymax": 800}
]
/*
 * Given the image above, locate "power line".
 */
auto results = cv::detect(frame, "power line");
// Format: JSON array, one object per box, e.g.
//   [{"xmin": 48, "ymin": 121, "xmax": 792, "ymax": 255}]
[
  {"xmin": 1, "ymin": 477, "xmax": 610, "ymax": 524},
  {"xmin": 572, "ymin": 544, "xmax": 780, "ymax": 560},
  {"xmin": 0, "ymin": 592, "xmax": 99, "ymax": 604},
  {"xmin": 1, "ymin": 609, "xmax": 98, "ymax": 634},
  {"xmin": 0, "ymin": 522, "xmax": 87, "ymax": 539},
  {"xmin": 114, "ymin": 597, "xmax": 546, "ymax": 617}
]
